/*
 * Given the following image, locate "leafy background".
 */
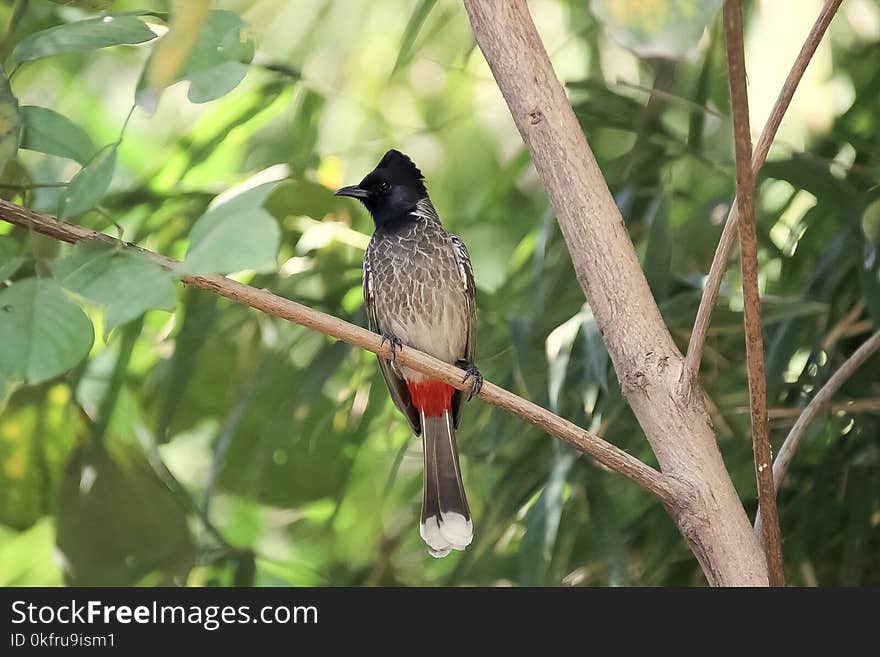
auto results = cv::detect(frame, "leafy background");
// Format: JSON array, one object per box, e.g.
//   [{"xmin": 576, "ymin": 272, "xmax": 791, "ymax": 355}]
[{"xmin": 0, "ymin": 0, "xmax": 878, "ymax": 587}]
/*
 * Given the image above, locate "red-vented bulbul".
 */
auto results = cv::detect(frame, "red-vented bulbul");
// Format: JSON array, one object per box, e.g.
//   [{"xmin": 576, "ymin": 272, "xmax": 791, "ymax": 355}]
[{"xmin": 336, "ymin": 150, "xmax": 482, "ymax": 557}]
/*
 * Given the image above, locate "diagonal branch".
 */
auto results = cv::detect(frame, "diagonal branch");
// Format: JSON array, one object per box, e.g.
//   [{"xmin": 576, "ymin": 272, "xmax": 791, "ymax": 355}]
[
  {"xmin": 723, "ymin": 0, "xmax": 784, "ymax": 587},
  {"xmin": 684, "ymin": 0, "xmax": 844, "ymax": 381},
  {"xmin": 755, "ymin": 330, "xmax": 880, "ymax": 535},
  {"xmin": 0, "ymin": 197, "xmax": 681, "ymax": 508}
]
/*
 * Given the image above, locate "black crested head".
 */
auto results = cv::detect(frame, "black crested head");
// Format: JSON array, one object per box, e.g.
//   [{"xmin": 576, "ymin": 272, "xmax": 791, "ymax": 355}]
[{"xmin": 335, "ymin": 149, "xmax": 428, "ymax": 227}]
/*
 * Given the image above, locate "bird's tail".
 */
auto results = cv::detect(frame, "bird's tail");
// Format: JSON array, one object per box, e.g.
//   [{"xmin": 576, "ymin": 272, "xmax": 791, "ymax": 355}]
[{"xmin": 407, "ymin": 379, "xmax": 472, "ymax": 558}]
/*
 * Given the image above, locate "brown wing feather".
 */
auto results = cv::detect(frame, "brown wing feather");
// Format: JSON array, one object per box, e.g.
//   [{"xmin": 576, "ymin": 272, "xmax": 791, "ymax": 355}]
[{"xmin": 449, "ymin": 233, "xmax": 477, "ymax": 429}]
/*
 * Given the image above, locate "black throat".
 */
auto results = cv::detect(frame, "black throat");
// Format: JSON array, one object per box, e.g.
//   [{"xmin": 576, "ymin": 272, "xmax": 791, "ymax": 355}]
[{"xmin": 369, "ymin": 203, "xmax": 421, "ymax": 230}]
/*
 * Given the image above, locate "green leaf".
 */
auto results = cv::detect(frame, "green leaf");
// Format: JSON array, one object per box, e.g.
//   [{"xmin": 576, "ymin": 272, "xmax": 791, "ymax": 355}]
[
  {"xmin": 0, "ymin": 278, "xmax": 94, "ymax": 385},
  {"xmin": 392, "ymin": 0, "xmax": 437, "ymax": 75},
  {"xmin": 584, "ymin": 472, "xmax": 629, "ymax": 585},
  {"xmin": 234, "ymin": 550, "xmax": 257, "ymax": 586},
  {"xmin": 760, "ymin": 296, "xmax": 827, "ymax": 325},
  {"xmin": 144, "ymin": 0, "xmax": 211, "ymax": 97},
  {"xmin": 216, "ymin": 342, "xmax": 355, "ymax": 508},
  {"xmin": 862, "ymin": 199, "xmax": 880, "ymax": 248},
  {"xmin": 52, "ymin": 242, "xmax": 176, "ymax": 331},
  {"xmin": 568, "ymin": 78, "xmax": 645, "ymax": 128},
  {"xmin": 581, "ymin": 306, "xmax": 609, "ymax": 392},
  {"xmin": 0, "ymin": 71, "xmax": 21, "ymax": 165},
  {"xmin": 187, "ymin": 60, "xmax": 250, "ymax": 103},
  {"xmin": 12, "ymin": 15, "xmax": 157, "ymax": 64},
  {"xmin": 265, "ymin": 178, "xmax": 347, "ymax": 220},
  {"xmin": 182, "ymin": 182, "xmax": 280, "ymax": 275},
  {"xmin": 20, "ymin": 106, "xmax": 96, "ymax": 164},
  {"xmin": 0, "ymin": 256, "xmax": 25, "ymax": 281},
  {"xmin": 75, "ymin": 323, "xmax": 144, "ymax": 445},
  {"xmin": 46, "ymin": 0, "xmax": 113, "ymax": 9},
  {"xmin": 520, "ymin": 447, "xmax": 575, "ymax": 586},
  {"xmin": 590, "ymin": 0, "xmax": 724, "ymax": 59},
  {"xmin": 139, "ymin": 10, "xmax": 255, "ymax": 105},
  {"xmin": 710, "ymin": 296, "xmax": 828, "ymax": 329},
  {"xmin": 859, "ymin": 265, "xmax": 880, "ymax": 329},
  {"xmin": 0, "ymin": 519, "xmax": 64, "ymax": 585},
  {"xmin": 0, "ymin": 238, "xmax": 25, "ymax": 281},
  {"xmin": 155, "ymin": 288, "xmax": 217, "ymax": 441},
  {"xmin": 0, "ymin": 159, "xmax": 31, "ymax": 202},
  {"xmin": 285, "ymin": 89, "xmax": 324, "ymax": 171},
  {"xmin": 643, "ymin": 199, "xmax": 671, "ymax": 301},
  {"xmin": 56, "ymin": 442, "xmax": 195, "ymax": 586},
  {"xmin": 546, "ymin": 311, "xmax": 582, "ymax": 414},
  {"xmin": 59, "ymin": 147, "xmax": 116, "ymax": 218},
  {"xmin": 177, "ymin": 11, "xmax": 254, "ymax": 75},
  {"xmin": 0, "ymin": 388, "xmax": 81, "ymax": 529},
  {"xmin": 760, "ymin": 157, "xmax": 858, "ymax": 213}
]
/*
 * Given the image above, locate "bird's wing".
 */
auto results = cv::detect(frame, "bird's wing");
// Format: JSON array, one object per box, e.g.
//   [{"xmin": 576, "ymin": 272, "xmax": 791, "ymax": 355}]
[
  {"xmin": 364, "ymin": 252, "xmax": 421, "ymax": 435},
  {"xmin": 450, "ymin": 233, "xmax": 477, "ymax": 429}
]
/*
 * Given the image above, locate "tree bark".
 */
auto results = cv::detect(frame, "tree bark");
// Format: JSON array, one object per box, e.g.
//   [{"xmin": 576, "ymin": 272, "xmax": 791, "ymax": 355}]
[
  {"xmin": 463, "ymin": 0, "xmax": 768, "ymax": 585},
  {"xmin": 722, "ymin": 0, "xmax": 784, "ymax": 586}
]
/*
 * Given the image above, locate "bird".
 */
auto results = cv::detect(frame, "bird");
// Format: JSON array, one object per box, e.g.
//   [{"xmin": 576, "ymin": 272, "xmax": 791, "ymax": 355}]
[{"xmin": 336, "ymin": 149, "xmax": 482, "ymax": 558}]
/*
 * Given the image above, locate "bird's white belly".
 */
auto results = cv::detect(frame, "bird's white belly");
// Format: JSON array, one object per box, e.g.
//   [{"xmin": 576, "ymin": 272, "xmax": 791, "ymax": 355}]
[{"xmin": 381, "ymin": 289, "xmax": 468, "ymax": 383}]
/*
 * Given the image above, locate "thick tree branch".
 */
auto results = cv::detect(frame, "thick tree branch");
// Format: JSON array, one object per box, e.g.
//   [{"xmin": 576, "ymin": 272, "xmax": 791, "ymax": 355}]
[
  {"xmin": 755, "ymin": 330, "xmax": 880, "ymax": 536},
  {"xmin": 723, "ymin": 0, "xmax": 784, "ymax": 587},
  {"xmin": 463, "ymin": 0, "xmax": 767, "ymax": 585},
  {"xmin": 685, "ymin": 0, "xmax": 844, "ymax": 379},
  {"xmin": 0, "ymin": 198, "xmax": 681, "ymax": 507}
]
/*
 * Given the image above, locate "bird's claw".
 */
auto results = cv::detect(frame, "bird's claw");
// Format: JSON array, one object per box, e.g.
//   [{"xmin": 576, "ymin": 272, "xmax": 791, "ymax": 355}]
[
  {"xmin": 380, "ymin": 331, "xmax": 403, "ymax": 363},
  {"xmin": 462, "ymin": 365, "xmax": 483, "ymax": 401}
]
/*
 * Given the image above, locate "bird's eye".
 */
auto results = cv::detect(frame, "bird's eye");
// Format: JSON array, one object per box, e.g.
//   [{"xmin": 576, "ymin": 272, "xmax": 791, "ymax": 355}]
[{"xmin": 379, "ymin": 181, "xmax": 391, "ymax": 193}]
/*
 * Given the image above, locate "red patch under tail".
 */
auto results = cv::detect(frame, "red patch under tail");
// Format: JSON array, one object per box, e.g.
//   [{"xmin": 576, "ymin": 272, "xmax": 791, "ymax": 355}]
[{"xmin": 406, "ymin": 379, "xmax": 454, "ymax": 418}]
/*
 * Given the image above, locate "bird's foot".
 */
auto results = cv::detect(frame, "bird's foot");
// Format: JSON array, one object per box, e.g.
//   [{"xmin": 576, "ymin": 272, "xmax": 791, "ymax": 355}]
[
  {"xmin": 380, "ymin": 331, "xmax": 404, "ymax": 363},
  {"xmin": 461, "ymin": 365, "xmax": 483, "ymax": 401}
]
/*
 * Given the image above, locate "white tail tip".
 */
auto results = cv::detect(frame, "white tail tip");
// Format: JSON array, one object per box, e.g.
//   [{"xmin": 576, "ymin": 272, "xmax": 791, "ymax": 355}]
[
  {"xmin": 439, "ymin": 511, "xmax": 473, "ymax": 549},
  {"xmin": 420, "ymin": 513, "xmax": 473, "ymax": 558}
]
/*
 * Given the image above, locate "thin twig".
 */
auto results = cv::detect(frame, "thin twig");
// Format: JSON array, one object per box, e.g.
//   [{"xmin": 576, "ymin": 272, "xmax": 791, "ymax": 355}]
[
  {"xmin": 0, "ymin": 197, "xmax": 683, "ymax": 508},
  {"xmin": 732, "ymin": 398, "xmax": 880, "ymax": 420},
  {"xmin": 612, "ymin": 78, "xmax": 725, "ymax": 119},
  {"xmin": 755, "ymin": 330, "xmax": 880, "ymax": 536},
  {"xmin": 114, "ymin": 103, "xmax": 138, "ymax": 147},
  {"xmin": 836, "ymin": 319, "xmax": 874, "ymax": 341},
  {"xmin": 821, "ymin": 299, "xmax": 866, "ymax": 353},
  {"xmin": 723, "ymin": 0, "xmax": 784, "ymax": 587},
  {"xmin": 684, "ymin": 0, "xmax": 844, "ymax": 381}
]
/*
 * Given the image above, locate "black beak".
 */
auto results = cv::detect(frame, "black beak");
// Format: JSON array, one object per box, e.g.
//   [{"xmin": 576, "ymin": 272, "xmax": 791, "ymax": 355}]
[{"xmin": 334, "ymin": 185, "xmax": 370, "ymax": 199}]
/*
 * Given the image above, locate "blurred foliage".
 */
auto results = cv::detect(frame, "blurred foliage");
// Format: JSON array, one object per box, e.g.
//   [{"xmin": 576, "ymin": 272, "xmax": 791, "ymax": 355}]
[
  {"xmin": 0, "ymin": 0, "xmax": 878, "ymax": 587},
  {"xmin": 590, "ymin": 0, "xmax": 724, "ymax": 58}
]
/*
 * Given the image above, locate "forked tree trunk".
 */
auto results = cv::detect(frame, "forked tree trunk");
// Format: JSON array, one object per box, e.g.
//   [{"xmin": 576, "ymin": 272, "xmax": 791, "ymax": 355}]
[{"xmin": 463, "ymin": 0, "xmax": 769, "ymax": 586}]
